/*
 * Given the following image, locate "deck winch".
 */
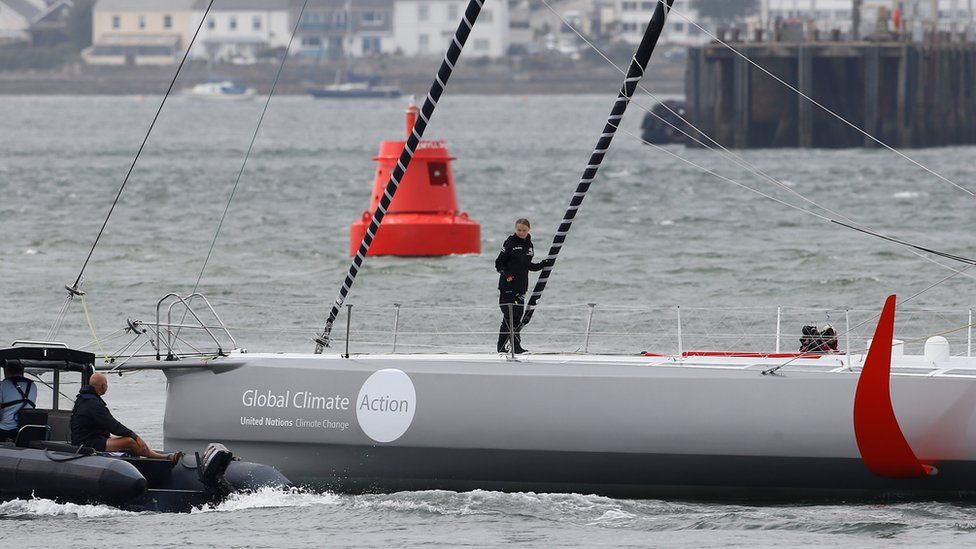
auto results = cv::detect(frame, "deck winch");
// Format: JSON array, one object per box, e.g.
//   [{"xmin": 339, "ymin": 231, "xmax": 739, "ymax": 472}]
[{"xmin": 349, "ymin": 102, "xmax": 480, "ymax": 256}]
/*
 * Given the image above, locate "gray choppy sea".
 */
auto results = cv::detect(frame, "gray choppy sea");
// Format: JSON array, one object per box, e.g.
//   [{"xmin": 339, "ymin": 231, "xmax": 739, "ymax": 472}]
[{"xmin": 0, "ymin": 93, "xmax": 975, "ymax": 547}]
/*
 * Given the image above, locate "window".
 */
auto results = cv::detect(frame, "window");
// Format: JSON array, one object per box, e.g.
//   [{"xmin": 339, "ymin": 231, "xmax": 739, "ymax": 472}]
[
  {"xmin": 163, "ymin": 14, "xmax": 172, "ymax": 28},
  {"xmin": 229, "ymin": 16, "xmax": 237, "ymax": 30},
  {"xmin": 207, "ymin": 19, "xmax": 215, "ymax": 29},
  {"xmin": 418, "ymin": 4, "xmax": 429, "ymax": 21},
  {"xmin": 673, "ymin": 21, "xmax": 684, "ymax": 32},
  {"xmin": 301, "ymin": 36, "xmax": 321, "ymax": 47},
  {"xmin": 418, "ymin": 33, "xmax": 429, "ymax": 54},
  {"xmin": 361, "ymin": 11, "xmax": 382, "ymax": 25},
  {"xmin": 641, "ymin": 1, "xmax": 654, "ymax": 10},
  {"xmin": 428, "ymin": 163, "xmax": 449, "ymax": 185},
  {"xmin": 112, "ymin": 15, "xmax": 120, "ymax": 28},
  {"xmin": 448, "ymin": 4, "xmax": 459, "ymax": 20},
  {"xmin": 138, "ymin": 15, "xmax": 146, "ymax": 29},
  {"xmin": 622, "ymin": 2, "xmax": 637, "ymax": 11},
  {"xmin": 474, "ymin": 39, "xmax": 490, "ymax": 51},
  {"xmin": 362, "ymin": 36, "xmax": 381, "ymax": 55},
  {"xmin": 333, "ymin": 10, "xmax": 347, "ymax": 28},
  {"xmin": 481, "ymin": 9, "xmax": 492, "ymax": 22},
  {"xmin": 253, "ymin": 15, "xmax": 261, "ymax": 30}
]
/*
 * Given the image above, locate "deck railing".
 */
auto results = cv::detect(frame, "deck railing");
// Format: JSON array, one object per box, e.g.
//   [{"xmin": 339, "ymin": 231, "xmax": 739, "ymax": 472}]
[{"xmin": 100, "ymin": 298, "xmax": 975, "ymax": 361}]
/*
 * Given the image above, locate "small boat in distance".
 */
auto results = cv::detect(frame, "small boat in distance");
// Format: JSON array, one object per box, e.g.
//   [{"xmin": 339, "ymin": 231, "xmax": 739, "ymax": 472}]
[
  {"xmin": 185, "ymin": 81, "xmax": 256, "ymax": 101},
  {"xmin": 307, "ymin": 81, "xmax": 402, "ymax": 99}
]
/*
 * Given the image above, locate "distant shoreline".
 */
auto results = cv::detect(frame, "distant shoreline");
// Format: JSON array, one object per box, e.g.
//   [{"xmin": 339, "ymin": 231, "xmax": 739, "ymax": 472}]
[{"xmin": 0, "ymin": 57, "xmax": 685, "ymax": 96}]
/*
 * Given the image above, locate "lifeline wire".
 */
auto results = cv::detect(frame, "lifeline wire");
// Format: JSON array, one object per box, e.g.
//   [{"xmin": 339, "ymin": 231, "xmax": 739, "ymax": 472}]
[
  {"xmin": 611, "ymin": 120, "xmax": 976, "ymax": 267},
  {"xmin": 662, "ymin": 0, "xmax": 976, "ymax": 199},
  {"xmin": 314, "ymin": 0, "xmax": 488, "ymax": 352},
  {"xmin": 518, "ymin": 0, "xmax": 676, "ymax": 329},
  {"xmin": 540, "ymin": 0, "xmax": 975, "ymax": 365},
  {"xmin": 50, "ymin": 0, "xmax": 217, "ymax": 339},
  {"xmin": 174, "ymin": 0, "xmax": 311, "ymax": 344},
  {"xmin": 541, "ymin": 0, "xmax": 976, "ymax": 281}
]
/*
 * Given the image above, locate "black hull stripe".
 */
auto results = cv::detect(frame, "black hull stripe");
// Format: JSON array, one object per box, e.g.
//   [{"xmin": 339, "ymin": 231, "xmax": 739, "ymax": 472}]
[{"xmin": 186, "ymin": 440, "xmax": 976, "ymax": 501}]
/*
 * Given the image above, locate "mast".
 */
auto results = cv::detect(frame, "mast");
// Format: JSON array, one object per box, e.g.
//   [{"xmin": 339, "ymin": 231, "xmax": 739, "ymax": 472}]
[
  {"xmin": 518, "ymin": 0, "xmax": 675, "ymax": 330},
  {"xmin": 313, "ymin": 0, "xmax": 488, "ymax": 353}
]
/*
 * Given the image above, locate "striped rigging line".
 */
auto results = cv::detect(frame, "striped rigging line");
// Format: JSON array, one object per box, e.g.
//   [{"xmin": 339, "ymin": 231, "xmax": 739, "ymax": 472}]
[
  {"xmin": 661, "ymin": 0, "xmax": 975, "ymax": 199},
  {"xmin": 542, "ymin": 0, "xmax": 976, "ymax": 282},
  {"xmin": 313, "ymin": 0, "xmax": 487, "ymax": 353},
  {"xmin": 612, "ymin": 120, "xmax": 976, "ymax": 267},
  {"xmin": 519, "ymin": 0, "xmax": 676, "ymax": 329},
  {"xmin": 49, "ymin": 0, "xmax": 217, "ymax": 340},
  {"xmin": 173, "ymin": 0, "xmax": 311, "ymax": 344},
  {"xmin": 613, "ymin": 122, "xmax": 976, "ymax": 363}
]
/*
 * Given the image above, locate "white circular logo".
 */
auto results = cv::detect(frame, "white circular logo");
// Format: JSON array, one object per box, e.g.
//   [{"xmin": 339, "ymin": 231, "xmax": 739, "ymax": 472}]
[{"xmin": 356, "ymin": 369, "xmax": 416, "ymax": 443}]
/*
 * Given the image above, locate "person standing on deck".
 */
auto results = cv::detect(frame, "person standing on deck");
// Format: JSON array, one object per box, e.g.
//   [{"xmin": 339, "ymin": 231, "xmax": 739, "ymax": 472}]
[{"xmin": 495, "ymin": 218, "xmax": 549, "ymax": 354}]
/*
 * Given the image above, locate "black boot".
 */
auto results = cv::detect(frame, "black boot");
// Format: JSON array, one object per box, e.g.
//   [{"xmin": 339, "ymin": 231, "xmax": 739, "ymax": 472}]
[
  {"xmin": 513, "ymin": 333, "xmax": 527, "ymax": 354},
  {"xmin": 496, "ymin": 332, "xmax": 509, "ymax": 353}
]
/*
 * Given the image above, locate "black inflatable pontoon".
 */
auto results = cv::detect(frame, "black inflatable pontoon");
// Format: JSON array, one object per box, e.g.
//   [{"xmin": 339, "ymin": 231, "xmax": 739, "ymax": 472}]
[{"xmin": 0, "ymin": 344, "xmax": 290, "ymax": 512}]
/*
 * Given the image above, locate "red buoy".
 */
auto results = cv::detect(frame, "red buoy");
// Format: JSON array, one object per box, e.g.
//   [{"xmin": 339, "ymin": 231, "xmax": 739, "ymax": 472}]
[{"xmin": 349, "ymin": 103, "xmax": 480, "ymax": 256}]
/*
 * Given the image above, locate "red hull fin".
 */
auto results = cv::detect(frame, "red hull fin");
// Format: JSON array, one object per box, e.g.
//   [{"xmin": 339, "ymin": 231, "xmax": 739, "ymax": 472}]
[{"xmin": 853, "ymin": 295, "xmax": 930, "ymax": 478}]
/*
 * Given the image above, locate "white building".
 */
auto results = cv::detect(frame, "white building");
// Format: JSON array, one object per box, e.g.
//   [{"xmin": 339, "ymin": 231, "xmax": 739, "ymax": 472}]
[
  {"xmin": 614, "ymin": 0, "xmax": 706, "ymax": 46},
  {"xmin": 391, "ymin": 0, "xmax": 510, "ymax": 58},
  {"xmin": 0, "ymin": 0, "xmax": 72, "ymax": 45},
  {"xmin": 192, "ymin": 0, "xmax": 292, "ymax": 63},
  {"xmin": 761, "ymin": 0, "xmax": 976, "ymax": 35}
]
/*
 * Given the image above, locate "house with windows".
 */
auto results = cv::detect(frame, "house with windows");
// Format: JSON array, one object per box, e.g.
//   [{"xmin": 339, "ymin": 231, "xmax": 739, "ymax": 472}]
[
  {"xmin": 391, "ymin": 0, "xmax": 509, "ymax": 58},
  {"xmin": 0, "ymin": 0, "xmax": 73, "ymax": 46},
  {"xmin": 193, "ymin": 0, "xmax": 291, "ymax": 63},
  {"xmin": 291, "ymin": 0, "xmax": 393, "ymax": 58},
  {"xmin": 84, "ymin": 0, "xmax": 197, "ymax": 65},
  {"xmin": 613, "ymin": 0, "xmax": 705, "ymax": 46}
]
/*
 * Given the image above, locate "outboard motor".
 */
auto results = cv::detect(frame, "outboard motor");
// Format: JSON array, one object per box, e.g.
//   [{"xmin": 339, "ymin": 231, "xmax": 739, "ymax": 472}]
[{"xmin": 197, "ymin": 442, "xmax": 235, "ymax": 489}]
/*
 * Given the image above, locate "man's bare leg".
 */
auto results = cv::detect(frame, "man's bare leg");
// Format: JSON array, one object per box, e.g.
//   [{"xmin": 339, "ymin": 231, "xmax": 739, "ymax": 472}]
[{"xmin": 105, "ymin": 436, "xmax": 173, "ymax": 460}]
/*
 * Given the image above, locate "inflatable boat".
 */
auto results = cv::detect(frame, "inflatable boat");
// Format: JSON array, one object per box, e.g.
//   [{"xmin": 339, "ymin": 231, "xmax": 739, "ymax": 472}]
[{"xmin": 0, "ymin": 345, "xmax": 290, "ymax": 512}]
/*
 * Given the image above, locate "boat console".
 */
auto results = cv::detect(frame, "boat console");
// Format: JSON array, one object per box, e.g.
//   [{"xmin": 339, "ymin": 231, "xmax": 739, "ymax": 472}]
[{"xmin": 0, "ymin": 342, "xmax": 290, "ymax": 512}]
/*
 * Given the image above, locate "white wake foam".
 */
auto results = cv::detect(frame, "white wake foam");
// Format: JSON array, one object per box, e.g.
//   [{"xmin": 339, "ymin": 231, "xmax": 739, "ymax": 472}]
[
  {"xmin": 191, "ymin": 486, "xmax": 340, "ymax": 513},
  {"xmin": 0, "ymin": 497, "xmax": 135, "ymax": 518}
]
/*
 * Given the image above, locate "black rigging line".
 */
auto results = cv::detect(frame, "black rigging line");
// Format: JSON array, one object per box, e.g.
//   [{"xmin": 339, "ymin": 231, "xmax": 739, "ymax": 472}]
[
  {"xmin": 313, "ymin": 0, "xmax": 488, "ymax": 352},
  {"xmin": 189, "ymin": 0, "xmax": 310, "ymax": 296},
  {"xmin": 68, "ymin": 1, "xmax": 217, "ymax": 294},
  {"xmin": 519, "ymin": 0, "xmax": 675, "ymax": 329},
  {"xmin": 170, "ymin": 0, "xmax": 311, "ymax": 348}
]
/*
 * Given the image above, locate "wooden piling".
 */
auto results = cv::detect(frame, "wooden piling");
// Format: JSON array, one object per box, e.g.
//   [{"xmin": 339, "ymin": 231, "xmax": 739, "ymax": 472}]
[
  {"xmin": 733, "ymin": 49, "xmax": 751, "ymax": 148},
  {"xmin": 863, "ymin": 46, "xmax": 881, "ymax": 147},
  {"xmin": 685, "ymin": 41, "xmax": 976, "ymax": 148},
  {"xmin": 797, "ymin": 46, "xmax": 814, "ymax": 148}
]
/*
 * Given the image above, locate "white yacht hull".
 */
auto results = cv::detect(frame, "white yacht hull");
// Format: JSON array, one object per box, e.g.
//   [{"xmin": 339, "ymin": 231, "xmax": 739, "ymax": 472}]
[{"xmin": 161, "ymin": 352, "xmax": 976, "ymax": 499}]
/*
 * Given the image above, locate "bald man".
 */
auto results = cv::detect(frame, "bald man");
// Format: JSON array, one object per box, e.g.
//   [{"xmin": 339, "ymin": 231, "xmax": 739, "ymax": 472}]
[{"xmin": 70, "ymin": 373, "xmax": 176, "ymax": 461}]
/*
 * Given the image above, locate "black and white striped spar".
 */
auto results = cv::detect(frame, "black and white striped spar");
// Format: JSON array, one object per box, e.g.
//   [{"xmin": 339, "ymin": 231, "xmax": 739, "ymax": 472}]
[
  {"xmin": 520, "ymin": 0, "xmax": 674, "ymax": 329},
  {"xmin": 314, "ymin": 0, "xmax": 487, "ymax": 353}
]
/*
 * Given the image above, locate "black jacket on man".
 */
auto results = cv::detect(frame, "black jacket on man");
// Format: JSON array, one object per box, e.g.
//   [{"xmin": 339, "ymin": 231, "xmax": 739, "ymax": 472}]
[
  {"xmin": 495, "ymin": 234, "xmax": 544, "ymax": 295},
  {"xmin": 70, "ymin": 385, "xmax": 137, "ymax": 446}
]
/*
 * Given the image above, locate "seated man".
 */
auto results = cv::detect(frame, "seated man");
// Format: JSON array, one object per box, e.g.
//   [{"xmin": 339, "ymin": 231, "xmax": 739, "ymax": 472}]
[
  {"xmin": 70, "ymin": 373, "xmax": 179, "ymax": 461},
  {"xmin": 0, "ymin": 360, "xmax": 37, "ymax": 442}
]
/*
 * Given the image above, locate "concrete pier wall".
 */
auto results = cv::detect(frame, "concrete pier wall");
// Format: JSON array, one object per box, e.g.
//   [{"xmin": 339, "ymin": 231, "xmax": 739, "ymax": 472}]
[{"xmin": 685, "ymin": 42, "xmax": 976, "ymax": 148}]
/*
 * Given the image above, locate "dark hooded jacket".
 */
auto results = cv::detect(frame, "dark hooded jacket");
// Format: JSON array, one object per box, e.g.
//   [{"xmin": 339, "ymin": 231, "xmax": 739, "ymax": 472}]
[
  {"xmin": 70, "ymin": 385, "xmax": 137, "ymax": 446},
  {"xmin": 495, "ymin": 234, "xmax": 544, "ymax": 294}
]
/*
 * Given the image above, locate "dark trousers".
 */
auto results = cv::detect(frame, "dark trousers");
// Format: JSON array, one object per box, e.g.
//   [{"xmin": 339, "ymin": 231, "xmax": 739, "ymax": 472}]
[{"xmin": 498, "ymin": 292, "xmax": 524, "ymax": 352}]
